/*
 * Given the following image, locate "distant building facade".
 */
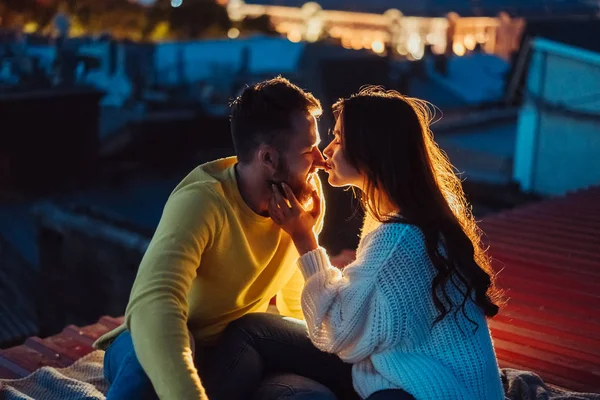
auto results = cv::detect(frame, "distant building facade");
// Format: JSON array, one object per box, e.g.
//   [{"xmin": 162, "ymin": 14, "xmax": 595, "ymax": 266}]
[{"xmin": 224, "ymin": 0, "xmax": 525, "ymax": 60}]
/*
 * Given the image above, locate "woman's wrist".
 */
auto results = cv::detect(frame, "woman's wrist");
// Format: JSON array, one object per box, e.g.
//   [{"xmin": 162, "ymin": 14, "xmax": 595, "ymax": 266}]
[{"xmin": 292, "ymin": 232, "xmax": 319, "ymax": 255}]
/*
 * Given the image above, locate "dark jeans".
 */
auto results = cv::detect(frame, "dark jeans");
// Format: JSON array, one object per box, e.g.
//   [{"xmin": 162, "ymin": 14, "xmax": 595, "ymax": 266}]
[
  {"xmin": 104, "ymin": 313, "xmax": 359, "ymax": 400},
  {"xmin": 211, "ymin": 313, "xmax": 413, "ymax": 400},
  {"xmin": 366, "ymin": 389, "xmax": 416, "ymax": 400}
]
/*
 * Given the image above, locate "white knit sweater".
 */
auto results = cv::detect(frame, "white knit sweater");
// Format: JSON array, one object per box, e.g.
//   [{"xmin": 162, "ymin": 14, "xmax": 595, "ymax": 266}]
[{"xmin": 298, "ymin": 220, "xmax": 505, "ymax": 400}]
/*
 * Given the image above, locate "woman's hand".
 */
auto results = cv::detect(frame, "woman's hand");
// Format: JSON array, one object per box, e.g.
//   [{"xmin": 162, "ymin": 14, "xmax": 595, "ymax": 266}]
[{"xmin": 268, "ymin": 182, "xmax": 320, "ymax": 255}]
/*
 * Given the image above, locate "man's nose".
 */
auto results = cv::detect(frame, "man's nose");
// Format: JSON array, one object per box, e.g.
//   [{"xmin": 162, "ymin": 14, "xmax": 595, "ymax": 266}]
[{"xmin": 313, "ymin": 148, "xmax": 327, "ymax": 169}]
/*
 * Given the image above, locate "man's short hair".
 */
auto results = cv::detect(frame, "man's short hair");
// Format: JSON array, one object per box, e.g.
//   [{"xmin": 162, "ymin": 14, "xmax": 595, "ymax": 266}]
[{"xmin": 230, "ymin": 76, "xmax": 322, "ymax": 163}]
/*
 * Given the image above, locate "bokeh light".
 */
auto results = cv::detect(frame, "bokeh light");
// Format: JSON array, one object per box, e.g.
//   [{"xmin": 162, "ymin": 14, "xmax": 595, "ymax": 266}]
[
  {"xmin": 227, "ymin": 28, "xmax": 240, "ymax": 39},
  {"xmin": 453, "ymin": 41, "xmax": 466, "ymax": 56},
  {"xmin": 371, "ymin": 40, "xmax": 385, "ymax": 54}
]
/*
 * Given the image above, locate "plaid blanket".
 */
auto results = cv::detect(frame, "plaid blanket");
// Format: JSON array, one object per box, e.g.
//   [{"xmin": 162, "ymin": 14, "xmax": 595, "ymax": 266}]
[{"xmin": 1, "ymin": 352, "xmax": 598, "ymax": 400}]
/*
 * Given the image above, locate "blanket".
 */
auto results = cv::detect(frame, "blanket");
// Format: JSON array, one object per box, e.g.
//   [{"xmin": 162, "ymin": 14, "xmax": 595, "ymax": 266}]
[
  {"xmin": 0, "ymin": 351, "xmax": 108, "ymax": 400},
  {"xmin": 1, "ymin": 352, "xmax": 598, "ymax": 400},
  {"xmin": 502, "ymin": 368, "xmax": 600, "ymax": 400}
]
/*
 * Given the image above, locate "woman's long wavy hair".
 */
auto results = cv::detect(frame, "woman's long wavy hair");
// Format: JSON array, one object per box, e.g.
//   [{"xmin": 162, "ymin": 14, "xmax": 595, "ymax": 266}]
[{"xmin": 333, "ymin": 87, "xmax": 503, "ymax": 326}]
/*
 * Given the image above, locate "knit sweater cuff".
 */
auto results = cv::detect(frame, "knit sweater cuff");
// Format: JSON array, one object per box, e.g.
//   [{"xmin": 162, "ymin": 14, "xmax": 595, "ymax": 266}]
[{"xmin": 297, "ymin": 247, "xmax": 330, "ymax": 280}]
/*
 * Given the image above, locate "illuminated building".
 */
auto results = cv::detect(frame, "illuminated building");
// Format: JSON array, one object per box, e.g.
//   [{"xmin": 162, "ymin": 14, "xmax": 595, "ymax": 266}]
[{"xmin": 224, "ymin": 0, "xmax": 525, "ymax": 60}]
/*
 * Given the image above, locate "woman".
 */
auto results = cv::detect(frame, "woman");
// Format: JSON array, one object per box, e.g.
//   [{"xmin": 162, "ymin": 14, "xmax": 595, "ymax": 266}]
[{"xmin": 268, "ymin": 87, "xmax": 505, "ymax": 400}]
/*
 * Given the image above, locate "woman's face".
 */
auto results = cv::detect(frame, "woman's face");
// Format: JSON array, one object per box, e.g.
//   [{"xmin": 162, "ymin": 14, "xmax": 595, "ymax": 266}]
[{"xmin": 322, "ymin": 116, "xmax": 363, "ymax": 188}]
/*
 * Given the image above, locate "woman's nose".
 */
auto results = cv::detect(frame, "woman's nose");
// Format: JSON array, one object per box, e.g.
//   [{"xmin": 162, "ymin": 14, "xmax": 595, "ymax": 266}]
[{"xmin": 323, "ymin": 142, "xmax": 333, "ymax": 158}]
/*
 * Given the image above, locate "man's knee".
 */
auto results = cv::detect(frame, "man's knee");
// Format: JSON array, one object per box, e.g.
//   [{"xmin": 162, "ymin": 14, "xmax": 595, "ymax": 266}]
[
  {"xmin": 104, "ymin": 330, "xmax": 135, "ymax": 383},
  {"xmin": 229, "ymin": 312, "xmax": 279, "ymax": 328},
  {"xmin": 104, "ymin": 331, "xmax": 158, "ymax": 400},
  {"xmin": 224, "ymin": 312, "xmax": 282, "ymax": 337}
]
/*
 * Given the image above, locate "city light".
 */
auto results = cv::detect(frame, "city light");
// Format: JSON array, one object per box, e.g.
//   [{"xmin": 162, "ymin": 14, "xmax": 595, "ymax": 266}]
[
  {"xmin": 287, "ymin": 30, "xmax": 302, "ymax": 43},
  {"xmin": 411, "ymin": 46, "xmax": 425, "ymax": 60},
  {"xmin": 6, "ymin": 0, "xmax": 517, "ymax": 62},
  {"xmin": 453, "ymin": 42, "xmax": 466, "ymax": 56},
  {"xmin": 227, "ymin": 28, "xmax": 240, "ymax": 39},
  {"xmin": 371, "ymin": 40, "xmax": 385, "ymax": 54},
  {"xmin": 23, "ymin": 22, "xmax": 38, "ymax": 33},
  {"xmin": 432, "ymin": 41, "xmax": 446, "ymax": 55},
  {"xmin": 341, "ymin": 37, "xmax": 352, "ymax": 49},
  {"xmin": 305, "ymin": 17, "xmax": 323, "ymax": 42},
  {"xmin": 407, "ymin": 32, "xmax": 424, "ymax": 59},
  {"xmin": 227, "ymin": 0, "xmax": 245, "ymax": 22},
  {"xmin": 464, "ymin": 34, "xmax": 476, "ymax": 51},
  {"xmin": 224, "ymin": 1, "xmax": 518, "ymax": 61},
  {"xmin": 329, "ymin": 27, "xmax": 342, "ymax": 38}
]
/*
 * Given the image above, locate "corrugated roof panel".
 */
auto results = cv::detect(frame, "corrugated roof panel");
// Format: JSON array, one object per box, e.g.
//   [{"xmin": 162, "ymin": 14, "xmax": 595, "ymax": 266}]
[
  {"xmin": 483, "ymin": 186, "xmax": 600, "ymax": 393},
  {"xmin": 0, "ymin": 316, "xmax": 124, "ymax": 379}
]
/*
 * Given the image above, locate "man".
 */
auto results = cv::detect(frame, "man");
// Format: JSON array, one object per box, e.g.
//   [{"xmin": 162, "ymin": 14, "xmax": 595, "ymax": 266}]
[{"xmin": 94, "ymin": 77, "xmax": 356, "ymax": 399}]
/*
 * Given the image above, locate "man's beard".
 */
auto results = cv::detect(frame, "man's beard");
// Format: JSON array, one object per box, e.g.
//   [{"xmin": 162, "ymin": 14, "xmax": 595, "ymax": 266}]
[{"xmin": 269, "ymin": 157, "xmax": 314, "ymax": 206}]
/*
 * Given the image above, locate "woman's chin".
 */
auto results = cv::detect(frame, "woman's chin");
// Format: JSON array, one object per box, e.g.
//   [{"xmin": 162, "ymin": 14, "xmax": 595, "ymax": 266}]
[{"xmin": 326, "ymin": 173, "xmax": 347, "ymax": 188}]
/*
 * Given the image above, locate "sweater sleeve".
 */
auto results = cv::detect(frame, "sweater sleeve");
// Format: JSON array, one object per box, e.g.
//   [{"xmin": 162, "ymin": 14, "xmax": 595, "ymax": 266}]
[
  {"xmin": 276, "ymin": 267, "xmax": 305, "ymax": 320},
  {"xmin": 125, "ymin": 183, "xmax": 223, "ymax": 400},
  {"xmin": 298, "ymin": 225, "xmax": 409, "ymax": 363}
]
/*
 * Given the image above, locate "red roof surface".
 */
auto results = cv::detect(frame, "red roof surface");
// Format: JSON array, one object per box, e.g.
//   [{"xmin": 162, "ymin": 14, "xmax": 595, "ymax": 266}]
[
  {"xmin": 0, "ymin": 316, "xmax": 123, "ymax": 380},
  {"xmin": 1, "ymin": 186, "xmax": 599, "ymax": 394},
  {"xmin": 483, "ymin": 186, "xmax": 600, "ymax": 393}
]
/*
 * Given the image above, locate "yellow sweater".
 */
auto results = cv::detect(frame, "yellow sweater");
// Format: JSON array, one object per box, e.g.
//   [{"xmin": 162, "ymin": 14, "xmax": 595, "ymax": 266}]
[{"xmin": 94, "ymin": 156, "xmax": 324, "ymax": 400}]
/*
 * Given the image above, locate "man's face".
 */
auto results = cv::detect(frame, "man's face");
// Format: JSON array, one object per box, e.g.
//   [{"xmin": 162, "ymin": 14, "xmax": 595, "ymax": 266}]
[{"xmin": 272, "ymin": 112, "xmax": 325, "ymax": 205}]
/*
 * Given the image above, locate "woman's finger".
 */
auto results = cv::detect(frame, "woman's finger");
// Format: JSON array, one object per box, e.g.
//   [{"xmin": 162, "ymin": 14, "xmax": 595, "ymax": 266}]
[
  {"xmin": 272, "ymin": 184, "xmax": 292, "ymax": 216},
  {"xmin": 269, "ymin": 195, "xmax": 282, "ymax": 223},
  {"xmin": 309, "ymin": 190, "xmax": 321, "ymax": 220},
  {"xmin": 271, "ymin": 184, "xmax": 285, "ymax": 206},
  {"xmin": 282, "ymin": 183, "xmax": 302, "ymax": 213}
]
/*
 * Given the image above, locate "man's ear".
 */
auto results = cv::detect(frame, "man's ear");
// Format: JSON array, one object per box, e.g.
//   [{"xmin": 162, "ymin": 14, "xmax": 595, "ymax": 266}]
[{"xmin": 257, "ymin": 144, "xmax": 280, "ymax": 174}]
